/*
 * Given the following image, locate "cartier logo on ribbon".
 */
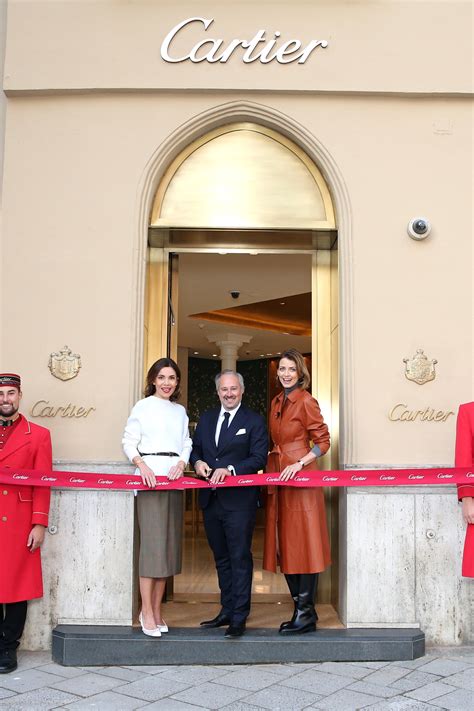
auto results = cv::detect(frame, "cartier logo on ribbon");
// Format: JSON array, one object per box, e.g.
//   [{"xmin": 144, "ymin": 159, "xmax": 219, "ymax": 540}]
[{"xmin": 0, "ymin": 466, "xmax": 472, "ymax": 491}]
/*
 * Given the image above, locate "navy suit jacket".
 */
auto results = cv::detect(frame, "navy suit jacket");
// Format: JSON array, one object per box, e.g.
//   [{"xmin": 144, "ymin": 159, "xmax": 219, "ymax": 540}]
[{"xmin": 190, "ymin": 404, "xmax": 268, "ymax": 511}]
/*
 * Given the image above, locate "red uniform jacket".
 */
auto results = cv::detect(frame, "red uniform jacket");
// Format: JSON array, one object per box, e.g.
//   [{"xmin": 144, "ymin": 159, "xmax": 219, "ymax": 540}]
[
  {"xmin": 0, "ymin": 416, "xmax": 52, "ymax": 602},
  {"xmin": 454, "ymin": 402, "xmax": 474, "ymax": 577}
]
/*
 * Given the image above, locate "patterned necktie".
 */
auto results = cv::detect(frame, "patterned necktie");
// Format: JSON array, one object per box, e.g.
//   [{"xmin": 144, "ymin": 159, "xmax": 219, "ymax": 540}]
[{"xmin": 217, "ymin": 411, "xmax": 230, "ymax": 449}]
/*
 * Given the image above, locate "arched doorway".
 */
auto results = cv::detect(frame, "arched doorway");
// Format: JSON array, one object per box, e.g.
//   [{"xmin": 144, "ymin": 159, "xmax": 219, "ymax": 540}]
[{"xmin": 144, "ymin": 121, "xmax": 340, "ymax": 625}]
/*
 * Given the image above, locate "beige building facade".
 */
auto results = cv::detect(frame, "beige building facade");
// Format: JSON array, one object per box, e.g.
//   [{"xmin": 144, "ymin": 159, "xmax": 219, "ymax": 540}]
[{"xmin": 0, "ymin": 0, "xmax": 473, "ymax": 649}]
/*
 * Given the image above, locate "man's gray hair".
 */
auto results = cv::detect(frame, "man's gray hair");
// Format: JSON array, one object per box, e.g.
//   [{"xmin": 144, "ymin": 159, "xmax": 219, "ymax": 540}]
[{"xmin": 215, "ymin": 369, "xmax": 245, "ymax": 391}]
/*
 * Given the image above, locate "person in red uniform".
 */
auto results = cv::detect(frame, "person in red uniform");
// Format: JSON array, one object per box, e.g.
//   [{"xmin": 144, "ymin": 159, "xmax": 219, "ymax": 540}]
[
  {"xmin": 454, "ymin": 402, "xmax": 474, "ymax": 577},
  {"xmin": 0, "ymin": 373, "xmax": 51, "ymax": 673}
]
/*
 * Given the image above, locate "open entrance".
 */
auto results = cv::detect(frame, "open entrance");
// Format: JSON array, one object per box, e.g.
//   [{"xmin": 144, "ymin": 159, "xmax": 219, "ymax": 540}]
[{"xmin": 143, "ymin": 123, "xmax": 341, "ymax": 627}]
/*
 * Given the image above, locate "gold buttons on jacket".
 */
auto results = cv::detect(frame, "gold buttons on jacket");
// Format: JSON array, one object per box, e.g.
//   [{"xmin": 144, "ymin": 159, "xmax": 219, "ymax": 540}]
[
  {"xmin": 1, "ymin": 516, "xmax": 7, "ymax": 522},
  {"xmin": 2, "ymin": 490, "xmax": 7, "ymax": 495}
]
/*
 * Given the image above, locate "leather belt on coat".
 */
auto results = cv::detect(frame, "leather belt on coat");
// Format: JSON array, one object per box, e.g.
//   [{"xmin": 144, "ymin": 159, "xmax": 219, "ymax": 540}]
[{"xmin": 269, "ymin": 438, "xmax": 308, "ymax": 458}]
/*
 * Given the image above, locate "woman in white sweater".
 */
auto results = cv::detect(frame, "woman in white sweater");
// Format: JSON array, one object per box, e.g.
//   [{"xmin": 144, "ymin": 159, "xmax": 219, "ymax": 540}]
[{"xmin": 123, "ymin": 358, "xmax": 192, "ymax": 637}]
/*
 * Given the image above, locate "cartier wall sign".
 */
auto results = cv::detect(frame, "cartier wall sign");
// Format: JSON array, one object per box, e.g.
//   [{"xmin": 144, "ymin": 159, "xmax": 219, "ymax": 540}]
[
  {"xmin": 389, "ymin": 404, "xmax": 454, "ymax": 422},
  {"xmin": 160, "ymin": 17, "xmax": 329, "ymax": 65},
  {"xmin": 30, "ymin": 401, "xmax": 96, "ymax": 418}
]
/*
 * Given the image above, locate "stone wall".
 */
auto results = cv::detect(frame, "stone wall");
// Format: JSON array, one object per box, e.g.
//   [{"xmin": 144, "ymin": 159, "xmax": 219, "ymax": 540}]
[
  {"xmin": 23, "ymin": 462, "xmax": 135, "ymax": 651},
  {"xmin": 341, "ymin": 480, "xmax": 473, "ymax": 646}
]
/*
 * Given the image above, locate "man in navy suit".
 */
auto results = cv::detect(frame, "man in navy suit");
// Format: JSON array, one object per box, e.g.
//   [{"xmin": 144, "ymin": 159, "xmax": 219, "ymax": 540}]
[{"xmin": 191, "ymin": 370, "xmax": 268, "ymax": 638}]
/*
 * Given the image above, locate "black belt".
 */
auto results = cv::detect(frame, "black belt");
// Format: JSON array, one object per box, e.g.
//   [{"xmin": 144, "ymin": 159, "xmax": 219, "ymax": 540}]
[{"xmin": 138, "ymin": 451, "xmax": 180, "ymax": 457}]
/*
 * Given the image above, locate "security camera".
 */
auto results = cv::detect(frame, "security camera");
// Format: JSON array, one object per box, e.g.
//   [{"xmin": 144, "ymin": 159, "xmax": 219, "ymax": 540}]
[
  {"xmin": 408, "ymin": 217, "xmax": 431, "ymax": 240},
  {"xmin": 230, "ymin": 290, "xmax": 240, "ymax": 299}
]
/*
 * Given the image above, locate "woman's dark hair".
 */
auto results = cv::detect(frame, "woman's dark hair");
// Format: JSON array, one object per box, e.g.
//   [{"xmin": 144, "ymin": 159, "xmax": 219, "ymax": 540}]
[
  {"xmin": 277, "ymin": 349, "xmax": 311, "ymax": 390},
  {"xmin": 144, "ymin": 358, "xmax": 181, "ymax": 401}
]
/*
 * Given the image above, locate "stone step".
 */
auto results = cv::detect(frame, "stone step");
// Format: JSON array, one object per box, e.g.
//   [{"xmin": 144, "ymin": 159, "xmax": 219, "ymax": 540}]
[{"xmin": 52, "ymin": 625, "xmax": 425, "ymax": 666}]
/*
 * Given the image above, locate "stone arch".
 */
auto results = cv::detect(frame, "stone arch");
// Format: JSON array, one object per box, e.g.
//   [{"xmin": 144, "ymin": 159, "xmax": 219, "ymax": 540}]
[{"xmin": 131, "ymin": 100, "xmax": 354, "ymax": 463}]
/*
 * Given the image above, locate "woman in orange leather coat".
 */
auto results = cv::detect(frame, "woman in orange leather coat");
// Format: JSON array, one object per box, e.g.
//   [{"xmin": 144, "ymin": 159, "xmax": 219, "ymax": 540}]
[{"xmin": 263, "ymin": 349, "xmax": 330, "ymax": 634}]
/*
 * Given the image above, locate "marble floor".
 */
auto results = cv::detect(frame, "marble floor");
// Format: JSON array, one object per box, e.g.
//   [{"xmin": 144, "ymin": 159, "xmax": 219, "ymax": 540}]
[
  {"xmin": 175, "ymin": 524, "xmax": 297, "ymax": 597},
  {"xmin": 162, "ymin": 599, "xmax": 343, "ymax": 630}
]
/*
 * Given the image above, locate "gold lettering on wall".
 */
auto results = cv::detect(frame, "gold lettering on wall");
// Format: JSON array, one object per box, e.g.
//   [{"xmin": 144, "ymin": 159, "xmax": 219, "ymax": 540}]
[
  {"xmin": 31, "ymin": 400, "xmax": 96, "ymax": 418},
  {"xmin": 388, "ymin": 403, "xmax": 454, "ymax": 423}
]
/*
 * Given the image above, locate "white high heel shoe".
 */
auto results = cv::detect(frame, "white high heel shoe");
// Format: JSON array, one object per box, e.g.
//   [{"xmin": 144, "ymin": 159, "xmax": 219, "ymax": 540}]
[
  {"xmin": 139, "ymin": 612, "xmax": 161, "ymax": 637},
  {"xmin": 156, "ymin": 620, "xmax": 168, "ymax": 633}
]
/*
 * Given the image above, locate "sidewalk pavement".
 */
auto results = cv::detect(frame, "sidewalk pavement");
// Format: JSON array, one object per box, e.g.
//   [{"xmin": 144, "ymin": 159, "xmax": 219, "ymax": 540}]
[{"xmin": 0, "ymin": 646, "xmax": 472, "ymax": 710}]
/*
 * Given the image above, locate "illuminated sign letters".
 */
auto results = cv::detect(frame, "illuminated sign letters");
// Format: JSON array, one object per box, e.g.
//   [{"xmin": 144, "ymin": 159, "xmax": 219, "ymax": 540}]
[{"xmin": 161, "ymin": 17, "xmax": 328, "ymax": 65}]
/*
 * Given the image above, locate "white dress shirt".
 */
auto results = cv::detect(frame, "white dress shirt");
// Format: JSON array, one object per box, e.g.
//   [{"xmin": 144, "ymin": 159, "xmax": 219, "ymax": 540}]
[
  {"xmin": 214, "ymin": 403, "xmax": 241, "ymax": 475},
  {"xmin": 215, "ymin": 403, "xmax": 241, "ymax": 446}
]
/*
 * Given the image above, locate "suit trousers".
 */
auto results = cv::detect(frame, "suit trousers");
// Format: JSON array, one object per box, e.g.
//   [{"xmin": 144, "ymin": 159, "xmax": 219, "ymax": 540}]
[
  {"xmin": 0, "ymin": 601, "xmax": 27, "ymax": 651},
  {"xmin": 203, "ymin": 495, "xmax": 256, "ymax": 625}
]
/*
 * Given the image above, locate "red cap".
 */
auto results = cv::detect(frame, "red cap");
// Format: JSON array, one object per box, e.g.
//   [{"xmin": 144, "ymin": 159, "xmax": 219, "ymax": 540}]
[{"xmin": 0, "ymin": 373, "xmax": 21, "ymax": 390}]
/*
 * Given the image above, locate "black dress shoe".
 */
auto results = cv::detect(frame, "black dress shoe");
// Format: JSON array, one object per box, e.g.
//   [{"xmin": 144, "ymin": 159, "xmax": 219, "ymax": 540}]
[
  {"xmin": 0, "ymin": 649, "xmax": 18, "ymax": 674},
  {"xmin": 224, "ymin": 623, "xmax": 245, "ymax": 638},
  {"xmin": 200, "ymin": 612, "xmax": 231, "ymax": 628}
]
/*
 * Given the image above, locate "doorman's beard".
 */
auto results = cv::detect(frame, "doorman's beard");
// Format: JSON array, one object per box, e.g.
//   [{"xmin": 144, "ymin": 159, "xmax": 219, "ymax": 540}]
[{"xmin": 0, "ymin": 403, "xmax": 18, "ymax": 417}]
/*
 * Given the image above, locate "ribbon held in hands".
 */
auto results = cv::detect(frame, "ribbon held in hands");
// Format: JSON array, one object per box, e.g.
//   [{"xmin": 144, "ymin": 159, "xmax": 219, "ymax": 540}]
[{"xmin": 0, "ymin": 465, "xmax": 473, "ymax": 491}]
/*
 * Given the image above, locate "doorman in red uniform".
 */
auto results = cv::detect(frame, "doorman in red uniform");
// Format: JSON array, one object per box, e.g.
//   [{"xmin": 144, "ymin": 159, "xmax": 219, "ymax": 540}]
[
  {"xmin": 454, "ymin": 402, "xmax": 474, "ymax": 577},
  {"xmin": 0, "ymin": 374, "xmax": 51, "ymax": 673}
]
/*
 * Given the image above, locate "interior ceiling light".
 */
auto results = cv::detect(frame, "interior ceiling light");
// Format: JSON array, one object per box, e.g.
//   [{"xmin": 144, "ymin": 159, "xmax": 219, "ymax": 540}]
[
  {"xmin": 193, "ymin": 351, "xmax": 199, "ymax": 355},
  {"xmin": 212, "ymin": 353, "xmax": 218, "ymax": 357},
  {"xmin": 189, "ymin": 293, "xmax": 310, "ymax": 336}
]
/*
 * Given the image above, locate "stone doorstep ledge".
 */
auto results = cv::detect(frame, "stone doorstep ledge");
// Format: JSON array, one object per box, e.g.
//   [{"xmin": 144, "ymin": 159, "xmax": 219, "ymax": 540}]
[{"xmin": 52, "ymin": 625, "xmax": 425, "ymax": 666}]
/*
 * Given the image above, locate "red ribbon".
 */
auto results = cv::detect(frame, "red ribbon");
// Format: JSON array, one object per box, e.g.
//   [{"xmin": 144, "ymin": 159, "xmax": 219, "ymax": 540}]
[{"xmin": 0, "ymin": 465, "xmax": 472, "ymax": 490}]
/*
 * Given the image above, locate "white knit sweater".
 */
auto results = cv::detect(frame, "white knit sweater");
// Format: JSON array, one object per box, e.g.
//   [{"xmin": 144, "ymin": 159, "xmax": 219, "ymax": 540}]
[{"xmin": 122, "ymin": 396, "xmax": 192, "ymax": 477}]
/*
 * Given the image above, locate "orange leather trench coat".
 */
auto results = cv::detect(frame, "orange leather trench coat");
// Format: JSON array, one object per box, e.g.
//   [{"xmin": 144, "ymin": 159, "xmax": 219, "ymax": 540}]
[{"xmin": 263, "ymin": 387, "xmax": 331, "ymax": 574}]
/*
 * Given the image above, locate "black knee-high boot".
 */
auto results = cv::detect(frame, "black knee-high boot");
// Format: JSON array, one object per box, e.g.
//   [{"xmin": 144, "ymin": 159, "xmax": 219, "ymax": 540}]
[
  {"xmin": 279, "ymin": 574, "xmax": 300, "ymax": 631},
  {"xmin": 279, "ymin": 573, "xmax": 319, "ymax": 634}
]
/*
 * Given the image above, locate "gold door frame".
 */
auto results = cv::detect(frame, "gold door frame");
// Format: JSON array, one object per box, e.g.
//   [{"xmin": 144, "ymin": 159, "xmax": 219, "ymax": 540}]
[
  {"xmin": 145, "ymin": 243, "xmax": 339, "ymax": 604},
  {"xmin": 144, "ymin": 120, "xmax": 338, "ymax": 603},
  {"xmin": 145, "ymin": 244, "xmax": 336, "ymax": 382}
]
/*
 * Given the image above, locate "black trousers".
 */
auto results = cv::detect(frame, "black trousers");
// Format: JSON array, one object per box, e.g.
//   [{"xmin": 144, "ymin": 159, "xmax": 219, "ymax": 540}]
[
  {"xmin": 203, "ymin": 495, "xmax": 256, "ymax": 625},
  {"xmin": 0, "ymin": 601, "xmax": 28, "ymax": 651}
]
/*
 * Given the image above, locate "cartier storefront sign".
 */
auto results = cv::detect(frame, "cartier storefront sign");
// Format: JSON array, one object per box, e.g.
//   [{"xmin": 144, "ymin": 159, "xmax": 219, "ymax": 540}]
[
  {"xmin": 30, "ymin": 401, "xmax": 96, "ymax": 419},
  {"xmin": 389, "ymin": 404, "xmax": 454, "ymax": 423},
  {"xmin": 161, "ymin": 17, "xmax": 329, "ymax": 65}
]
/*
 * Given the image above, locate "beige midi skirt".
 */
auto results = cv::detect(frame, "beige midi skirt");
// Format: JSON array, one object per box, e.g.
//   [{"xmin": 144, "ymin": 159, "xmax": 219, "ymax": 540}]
[{"xmin": 136, "ymin": 489, "xmax": 184, "ymax": 578}]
